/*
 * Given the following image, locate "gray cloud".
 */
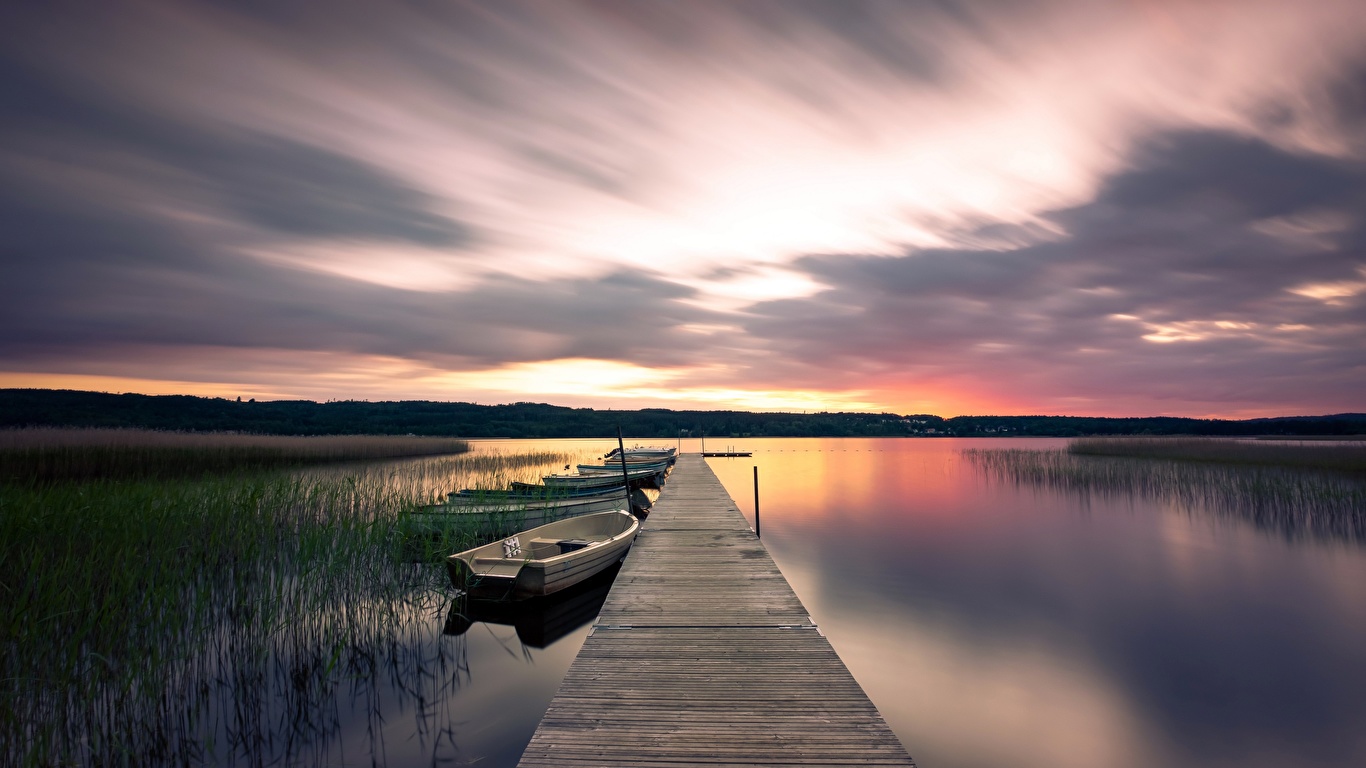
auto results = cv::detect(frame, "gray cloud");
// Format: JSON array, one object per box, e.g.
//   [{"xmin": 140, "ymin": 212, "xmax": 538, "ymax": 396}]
[
  {"xmin": 0, "ymin": 172, "xmax": 710, "ymax": 369},
  {"xmin": 0, "ymin": 3, "xmax": 729, "ymax": 387},
  {"xmin": 750, "ymin": 129, "xmax": 1366, "ymax": 412},
  {"xmin": 0, "ymin": 49, "xmax": 469, "ymax": 248},
  {"xmin": 184, "ymin": 133, "xmax": 471, "ymax": 246},
  {"xmin": 3, "ymin": 1, "xmax": 1365, "ymax": 411}
]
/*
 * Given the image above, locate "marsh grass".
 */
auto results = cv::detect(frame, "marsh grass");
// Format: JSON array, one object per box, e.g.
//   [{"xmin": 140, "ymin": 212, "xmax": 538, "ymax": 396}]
[
  {"xmin": 0, "ymin": 444, "xmax": 591, "ymax": 766},
  {"xmin": 0, "ymin": 428, "xmax": 473, "ymax": 483},
  {"xmin": 965, "ymin": 444, "xmax": 1366, "ymax": 545},
  {"xmin": 1069, "ymin": 436, "xmax": 1366, "ymax": 474}
]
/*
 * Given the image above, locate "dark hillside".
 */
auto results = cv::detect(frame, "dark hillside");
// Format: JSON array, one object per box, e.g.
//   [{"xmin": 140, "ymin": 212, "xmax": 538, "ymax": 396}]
[{"xmin": 2, "ymin": 389, "xmax": 1362, "ymax": 438}]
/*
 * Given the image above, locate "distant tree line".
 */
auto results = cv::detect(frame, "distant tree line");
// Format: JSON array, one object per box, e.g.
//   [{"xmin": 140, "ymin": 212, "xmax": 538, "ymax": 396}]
[{"xmin": 2, "ymin": 389, "xmax": 1363, "ymax": 438}]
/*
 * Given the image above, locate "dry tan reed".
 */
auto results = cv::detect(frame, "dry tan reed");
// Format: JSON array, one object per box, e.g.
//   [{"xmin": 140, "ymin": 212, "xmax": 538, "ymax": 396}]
[
  {"xmin": 964, "ymin": 445, "xmax": 1366, "ymax": 545},
  {"xmin": 0, "ymin": 427, "xmax": 472, "ymax": 482},
  {"xmin": 1069, "ymin": 436, "xmax": 1366, "ymax": 474}
]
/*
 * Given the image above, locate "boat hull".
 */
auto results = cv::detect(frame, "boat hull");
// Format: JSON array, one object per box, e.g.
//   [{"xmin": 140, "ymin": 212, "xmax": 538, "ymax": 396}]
[
  {"xmin": 541, "ymin": 468, "xmax": 664, "ymax": 490},
  {"xmin": 446, "ymin": 511, "xmax": 639, "ymax": 601},
  {"xmin": 408, "ymin": 494, "xmax": 629, "ymax": 536},
  {"xmin": 576, "ymin": 459, "xmax": 672, "ymax": 474},
  {"xmin": 442, "ymin": 563, "xmax": 620, "ymax": 647}
]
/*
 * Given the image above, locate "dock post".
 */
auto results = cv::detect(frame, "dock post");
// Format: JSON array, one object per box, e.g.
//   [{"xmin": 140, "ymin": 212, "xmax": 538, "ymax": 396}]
[
  {"xmin": 753, "ymin": 465, "xmax": 760, "ymax": 538},
  {"xmin": 616, "ymin": 427, "xmax": 631, "ymax": 513}
]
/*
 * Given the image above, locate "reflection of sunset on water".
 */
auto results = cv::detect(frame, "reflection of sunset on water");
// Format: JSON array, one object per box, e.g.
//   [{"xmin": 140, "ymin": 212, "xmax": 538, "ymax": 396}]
[{"xmin": 707, "ymin": 438, "xmax": 1366, "ymax": 768}]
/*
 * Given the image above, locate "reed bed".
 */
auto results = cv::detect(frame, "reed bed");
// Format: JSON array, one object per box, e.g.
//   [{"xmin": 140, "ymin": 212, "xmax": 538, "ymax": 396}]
[
  {"xmin": 0, "ymin": 427, "xmax": 472, "ymax": 483},
  {"xmin": 1069, "ymin": 436, "xmax": 1366, "ymax": 474},
  {"xmin": 0, "ymin": 445, "xmax": 591, "ymax": 766},
  {"xmin": 965, "ymin": 445, "xmax": 1366, "ymax": 545}
]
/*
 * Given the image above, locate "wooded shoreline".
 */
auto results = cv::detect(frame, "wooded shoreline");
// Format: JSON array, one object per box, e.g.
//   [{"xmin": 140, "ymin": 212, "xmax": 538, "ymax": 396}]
[{"xmin": 3, "ymin": 388, "xmax": 1364, "ymax": 438}]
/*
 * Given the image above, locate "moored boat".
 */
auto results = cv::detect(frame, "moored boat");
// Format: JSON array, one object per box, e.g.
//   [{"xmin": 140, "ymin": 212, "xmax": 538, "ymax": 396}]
[
  {"xmin": 606, "ymin": 446, "xmax": 678, "ymax": 461},
  {"xmin": 442, "ymin": 562, "xmax": 620, "ymax": 647},
  {"xmin": 446, "ymin": 510, "xmax": 640, "ymax": 601},
  {"xmin": 541, "ymin": 466, "xmax": 664, "ymax": 489},
  {"xmin": 408, "ymin": 491, "xmax": 629, "ymax": 536},
  {"xmin": 444, "ymin": 484, "xmax": 627, "ymax": 506},
  {"xmin": 575, "ymin": 458, "xmax": 672, "ymax": 474}
]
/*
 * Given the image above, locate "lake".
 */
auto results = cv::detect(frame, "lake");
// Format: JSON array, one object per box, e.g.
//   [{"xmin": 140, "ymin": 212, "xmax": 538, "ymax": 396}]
[
  {"xmin": 706, "ymin": 438, "xmax": 1366, "ymax": 768},
  {"xmin": 170, "ymin": 436, "xmax": 1366, "ymax": 767},
  {"xmin": 431, "ymin": 437, "xmax": 1366, "ymax": 768}
]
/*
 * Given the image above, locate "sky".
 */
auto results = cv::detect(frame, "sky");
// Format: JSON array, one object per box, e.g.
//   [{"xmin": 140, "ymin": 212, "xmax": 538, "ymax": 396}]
[{"xmin": 2, "ymin": 0, "xmax": 1364, "ymax": 418}]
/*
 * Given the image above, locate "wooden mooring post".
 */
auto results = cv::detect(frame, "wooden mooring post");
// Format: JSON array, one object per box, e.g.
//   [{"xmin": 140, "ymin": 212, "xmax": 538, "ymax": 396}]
[{"xmin": 753, "ymin": 464, "xmax": 760, "ymax": 538}]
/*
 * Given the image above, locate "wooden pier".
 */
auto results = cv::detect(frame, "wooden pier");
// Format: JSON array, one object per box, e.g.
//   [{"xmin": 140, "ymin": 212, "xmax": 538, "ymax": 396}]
[{"xmin": 517, "ymin": 454, "xmax": 916, "ymax": 767}]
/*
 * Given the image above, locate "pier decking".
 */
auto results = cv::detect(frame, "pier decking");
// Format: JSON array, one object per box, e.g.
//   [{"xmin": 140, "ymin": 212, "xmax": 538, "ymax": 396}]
[{"xmin": 517, "ymin": 454, "xmax": 916, "ymax": 767}]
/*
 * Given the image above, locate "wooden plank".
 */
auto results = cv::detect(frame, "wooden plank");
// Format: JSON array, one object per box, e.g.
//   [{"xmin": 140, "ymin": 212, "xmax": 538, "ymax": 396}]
[{"xmin": 517, "ymin": 455, "xmax": 916, "ymax": 767}]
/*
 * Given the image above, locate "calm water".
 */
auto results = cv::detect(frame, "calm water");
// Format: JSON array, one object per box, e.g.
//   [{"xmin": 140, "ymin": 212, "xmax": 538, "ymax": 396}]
[{"xmin": 341, "ymin": 437, "xmax": 1366, "ymax": 767}]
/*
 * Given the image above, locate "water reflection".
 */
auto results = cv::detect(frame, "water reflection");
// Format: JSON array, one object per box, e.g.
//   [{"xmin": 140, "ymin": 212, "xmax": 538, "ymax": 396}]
[
  {"xmin": 965, "ymin": 446, "xmax": 1366, "ymax": 546},
  {"xmin": 54, "ymin": 438, "xmax": 1364, "ymax": 767},
  {"xmin": 445, "ymin": 563, "xmax": 621, "ymax": 648},
  {"xmin": 706, "ymin": 438, "xmax": 1366, "ymax": 768}
]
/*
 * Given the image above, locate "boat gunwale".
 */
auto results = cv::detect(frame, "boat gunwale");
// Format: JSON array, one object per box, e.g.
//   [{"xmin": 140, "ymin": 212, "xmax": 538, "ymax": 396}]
[{"xmin": 449, "ymin": 510, "xmax": 639, "ymax": 570}]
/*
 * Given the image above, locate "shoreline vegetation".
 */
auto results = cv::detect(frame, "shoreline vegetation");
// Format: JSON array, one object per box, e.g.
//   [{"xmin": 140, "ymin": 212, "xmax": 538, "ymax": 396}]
[
  {"xmin": 966, "ymin": 438, "xmax": 1366, "ymax": 545},
  {"xmin": 0, "ymin": 430, "xmax": 593, "ymax": 766},
  {"xmin": 4, "ymin": 388, "xmax": 1365, "ymax": 438},
  {"xmin": 1, "ymin": 427, "xmax": 472, "ymax": 483},
  {"xmin": 1069, "ymin": 436, "xmax": 1366, "ymax": 474}
]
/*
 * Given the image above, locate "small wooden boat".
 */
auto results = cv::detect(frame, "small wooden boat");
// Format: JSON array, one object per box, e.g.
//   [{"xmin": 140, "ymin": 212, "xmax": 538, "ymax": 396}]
[
  {"xmin": 509, "ymin": 479, "xmax": 625, "ymax": 494},
  {"xmin": 606, "ymin": 446, "xmax": 677, "ymax": 461},
  {"xmin": 575, "ymin": 458, "xmax": 672, "ymax": 474},
  {"xmin": 444, "ymin": 484, "xmax": 627, "ymax": 506},
  {"xmin": 442, "ymin": 562, "xmax": 620, "ymax": 647},
  {"xmin": 541, "ymin": 466, "xmax": 663, "ymax": 489},
  {"xmin": 408, "ymin": 492, "xmax": 629, "ymax": 536},
  {"xmin": 446, "ymin": 510, "xmax": 639, "ymax": 601}
]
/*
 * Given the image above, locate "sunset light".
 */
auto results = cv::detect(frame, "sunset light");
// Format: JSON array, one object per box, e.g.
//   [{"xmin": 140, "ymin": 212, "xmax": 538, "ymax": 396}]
[
  {"xmin": 6, "ymin": 5, "xmax": 1366, "ymax": 767},
  {"xmin": 2, "ymin": 0, "xmax": 1363, "ymax": 416}
]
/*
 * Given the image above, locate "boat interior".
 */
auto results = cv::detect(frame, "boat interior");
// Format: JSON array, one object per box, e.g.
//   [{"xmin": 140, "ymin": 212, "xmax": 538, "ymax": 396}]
[{"xmin": 459, "ymin": 511, "xmax": 636, "ymax": 566}]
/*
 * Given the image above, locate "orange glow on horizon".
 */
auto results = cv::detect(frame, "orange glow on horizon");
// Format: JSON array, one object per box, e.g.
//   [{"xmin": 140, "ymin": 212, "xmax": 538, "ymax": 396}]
[{"xmin": 3, "ymin": 368, "xmax": 1314, "ymax": 421}]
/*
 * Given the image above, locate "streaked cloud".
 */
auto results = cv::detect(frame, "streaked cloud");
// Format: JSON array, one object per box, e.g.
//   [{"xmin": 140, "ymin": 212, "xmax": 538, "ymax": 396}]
[{"xmin": 2, "ymin": 1, "xmax": 1364, "ymax": 414}]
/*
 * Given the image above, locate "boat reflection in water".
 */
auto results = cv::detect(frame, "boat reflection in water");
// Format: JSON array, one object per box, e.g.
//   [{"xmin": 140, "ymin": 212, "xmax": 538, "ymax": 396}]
[{"xmin": 444, "ymin": 561, "xmax": 621, "ymax": 648}]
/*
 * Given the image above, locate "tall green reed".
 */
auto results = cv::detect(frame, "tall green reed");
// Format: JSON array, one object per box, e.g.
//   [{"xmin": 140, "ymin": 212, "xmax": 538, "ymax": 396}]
[{"xmin": 0, "ymin": 445, "xmax": 588, "ymax": 766}]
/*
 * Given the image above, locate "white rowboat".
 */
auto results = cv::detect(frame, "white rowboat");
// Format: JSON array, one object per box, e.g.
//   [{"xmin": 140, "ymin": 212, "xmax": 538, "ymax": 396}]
[
  {"xmin": 408, "ymin": 494, "xmax": 629, "ymax": 535},
  {"xmin": 446, "ymin": 511, "xmax": 640, "ymax": 601}
]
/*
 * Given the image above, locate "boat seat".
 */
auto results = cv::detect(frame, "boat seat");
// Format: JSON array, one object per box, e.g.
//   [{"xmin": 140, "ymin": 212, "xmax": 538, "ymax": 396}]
[
  {"xmin": 468, "ymin": 560, "xmax": 523, "ymax": 578},
  {"xmin": 530, "ymin": 537, "xmax": 593, "ymax": 554},
  {"xmin": 472, "ymin": 556, "xmax": 523, "ymax": 566}
]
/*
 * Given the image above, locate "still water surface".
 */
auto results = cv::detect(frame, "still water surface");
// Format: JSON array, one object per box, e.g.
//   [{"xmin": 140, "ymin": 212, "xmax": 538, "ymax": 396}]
[{"xmin": 438, "ymin": 438, "xmax": 1366, "ymax": 767}]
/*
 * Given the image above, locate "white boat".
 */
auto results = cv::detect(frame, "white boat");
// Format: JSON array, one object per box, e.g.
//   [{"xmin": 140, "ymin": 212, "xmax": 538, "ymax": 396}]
[
  {"xmin": 606, "ymin": 446, "xmax": 678, "ymax": 461},
  {"xmin": 446, "ymin": 511, "xmax": 640, "ymax": 600},
  {"xmin": 444, "ymin": 484, "xmax": 627, "ymax": 506},
  {"xmin": 542, "ymin": 466, "xmax": 663, "ymax": 489},
  {"xmin": 407, "ymin": 492, "xmax": 629, "ymax": 535},
  {"xmin": 576, "ymin": 458, "xmax": 672, "ymax": 474}
]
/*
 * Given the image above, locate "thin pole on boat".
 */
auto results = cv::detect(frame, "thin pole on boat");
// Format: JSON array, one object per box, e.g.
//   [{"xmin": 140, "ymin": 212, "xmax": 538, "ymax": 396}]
[
  {"xmin": 616, "ymin": 426, "xmax": 632, "ymax": 515},
  {"xmin": 753, "ymin": 465, "xmax": 760, "ymax": 538}
]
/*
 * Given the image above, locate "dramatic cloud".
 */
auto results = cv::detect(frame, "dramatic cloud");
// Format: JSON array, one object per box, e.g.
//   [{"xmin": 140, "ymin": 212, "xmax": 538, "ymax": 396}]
[
  {"xmin": 749, "ymin": 130, "xmax": 1366, "ymax": 416},
  {"xmin": 1, "ymin": 0, "xmax": 1364, "ymax": 414}
]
